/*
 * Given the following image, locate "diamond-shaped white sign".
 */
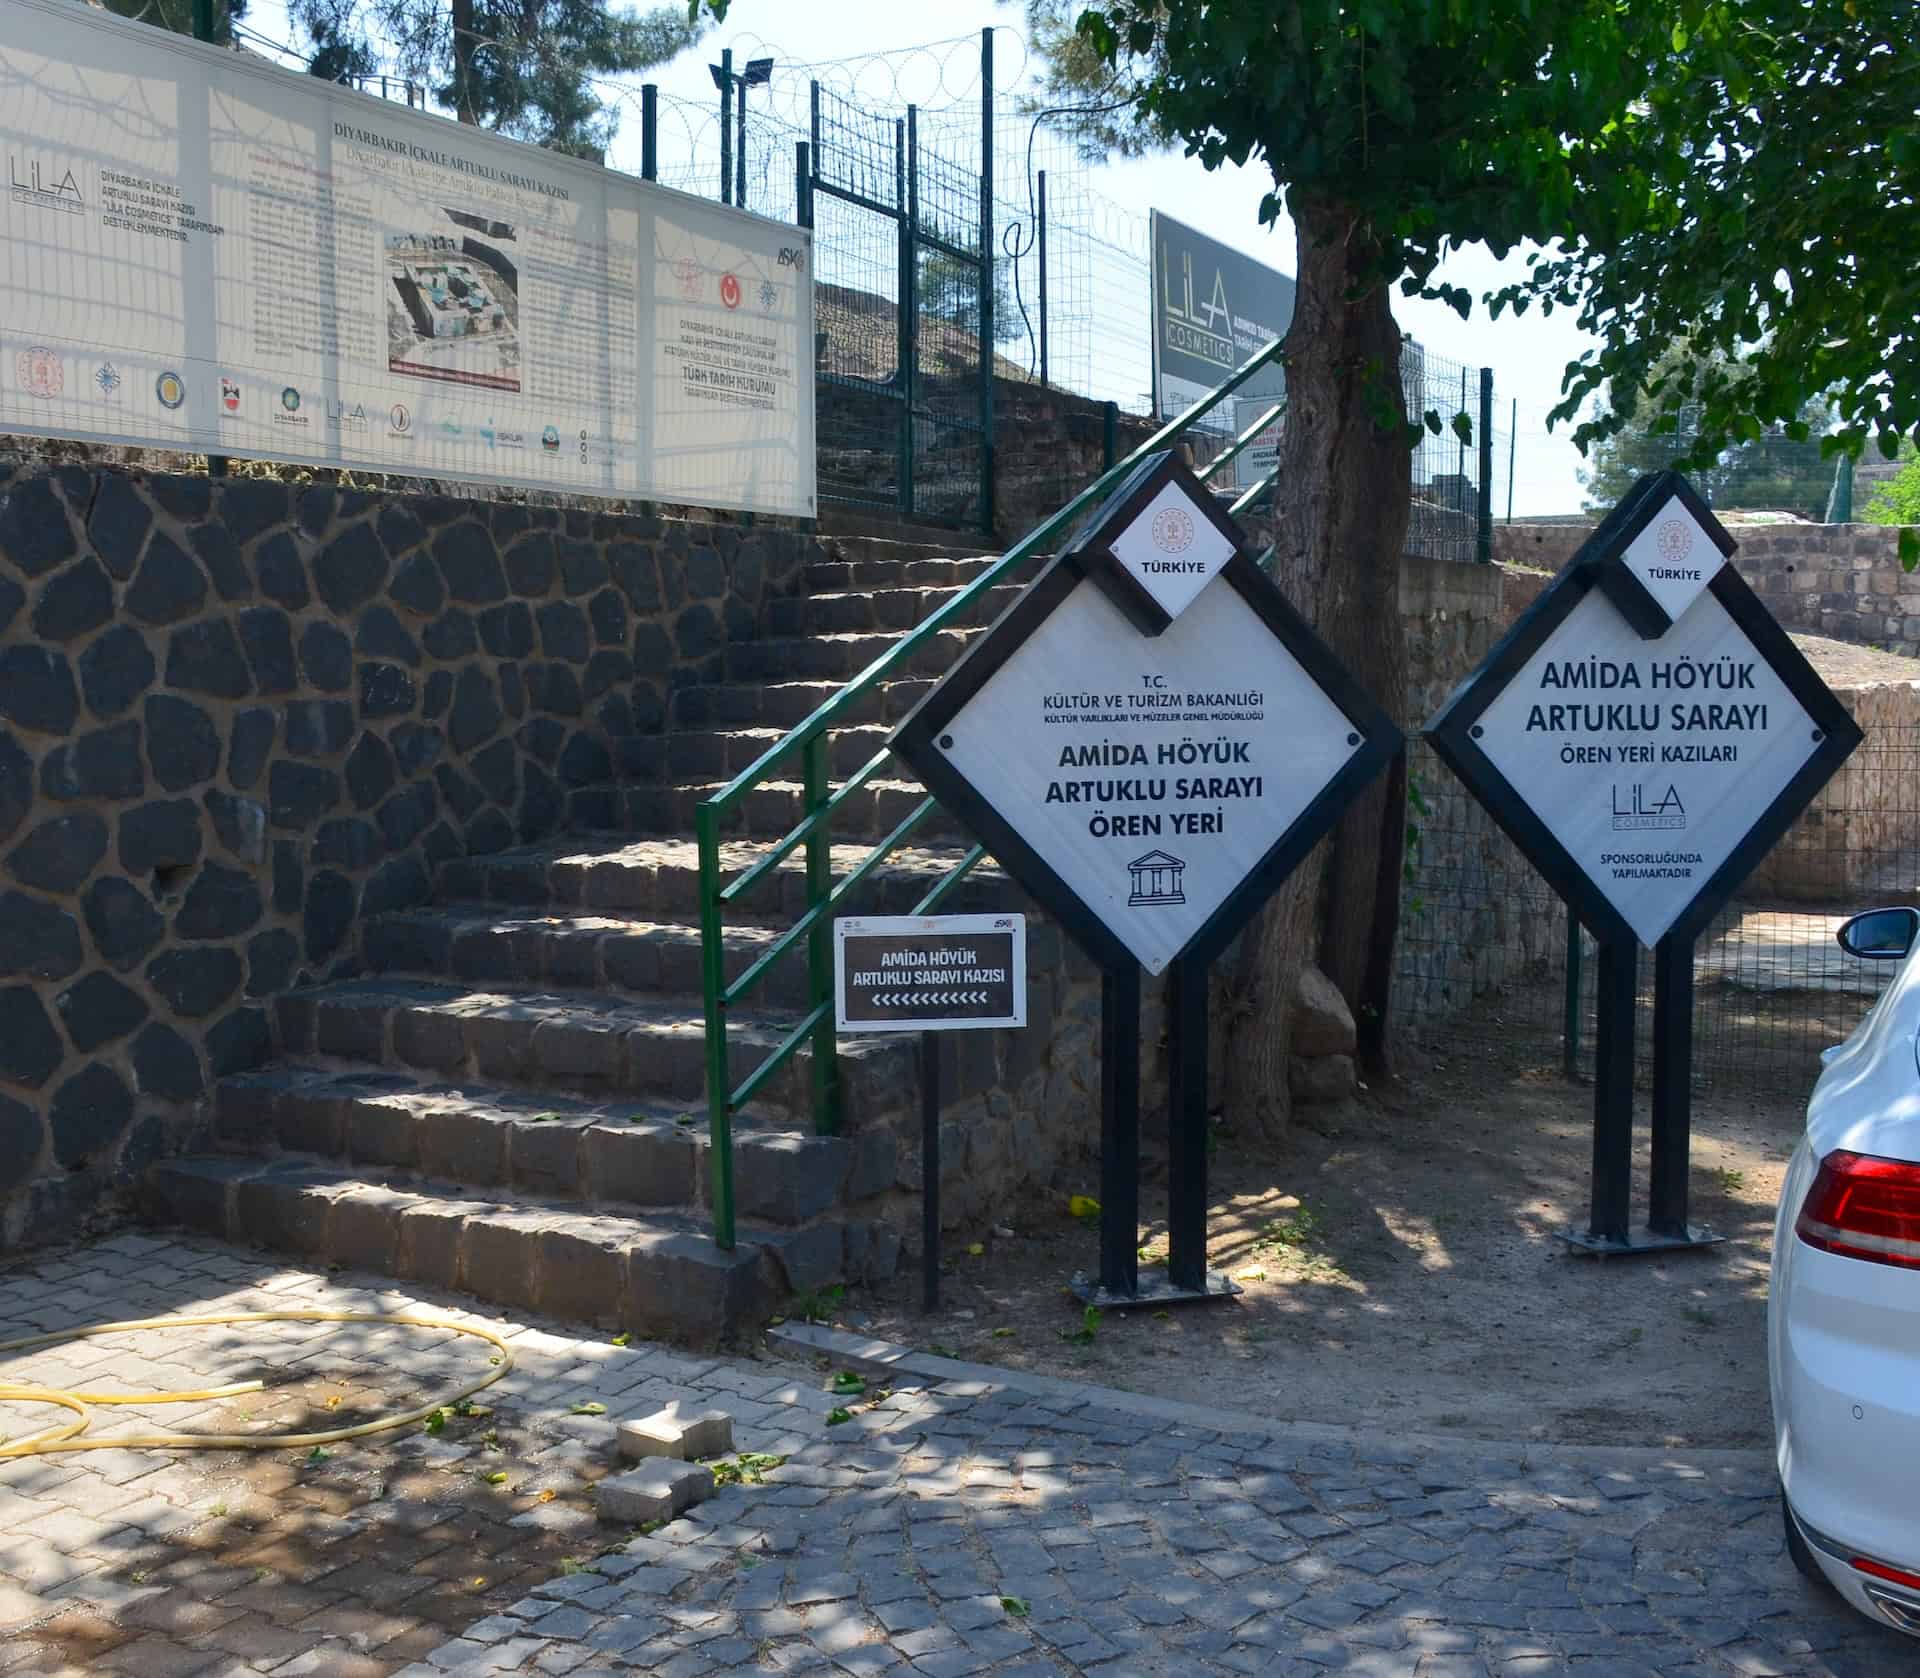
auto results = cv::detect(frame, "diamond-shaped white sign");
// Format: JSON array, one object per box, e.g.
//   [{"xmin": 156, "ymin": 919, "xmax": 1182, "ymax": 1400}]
[
  {"xmin": 932, "ymin": 572, "xmax": 1363, "ymax": 975},
  {"xmin": 1104, "ymin": 478, "xmax": 1237, "ymax": 625},
  {"xmin": 1471, "ymin": 584, "xmax": 1821, "ymax": 948},
  {"xmin": 1617, "ymin": 491, "xmax": 1725, "ymax": 625}
]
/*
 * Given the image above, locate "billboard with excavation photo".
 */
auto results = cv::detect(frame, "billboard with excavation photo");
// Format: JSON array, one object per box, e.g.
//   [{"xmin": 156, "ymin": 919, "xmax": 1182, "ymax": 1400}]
[
  {"xmin": 1150, "ymin": 211, "xmax": 1294, "ymax": 422},
  {"xmin": 0, "ymin": 0, "xmax": 814, "ymax": 517}
]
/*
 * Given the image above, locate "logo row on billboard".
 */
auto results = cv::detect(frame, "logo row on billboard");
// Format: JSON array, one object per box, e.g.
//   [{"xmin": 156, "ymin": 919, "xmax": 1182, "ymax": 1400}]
[{"xmin": 10, "ymin": 352, "xmax": 615, "ymax": 456}]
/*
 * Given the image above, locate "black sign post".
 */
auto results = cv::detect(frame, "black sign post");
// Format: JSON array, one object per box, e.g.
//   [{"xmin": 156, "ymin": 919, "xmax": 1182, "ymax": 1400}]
[
  {"xmin": 891, "ymin": 452, "xmax": 1401, "ymax": 1307},
  {"xmin": 1427, "ymin": 470, "xmax": 1862, "ymax": 1254},
  {"xmin": 835, "ymin": 913, "xmax": 1027, "ymax": 1311}
]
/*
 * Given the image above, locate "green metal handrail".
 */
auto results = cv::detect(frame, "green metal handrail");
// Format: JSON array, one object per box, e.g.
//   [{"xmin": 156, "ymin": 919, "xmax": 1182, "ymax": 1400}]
[{"xmin": 696, "ymin": 340, "xmax": 1289, "ymax": 1248}]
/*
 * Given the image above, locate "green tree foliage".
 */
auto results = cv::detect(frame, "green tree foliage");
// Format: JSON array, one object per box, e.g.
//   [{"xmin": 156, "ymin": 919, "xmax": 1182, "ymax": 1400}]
[
  {"xmin": 291, "ymin": 0, "xmax": 706, "ymax": 159},
  {"xmin": 102, "ymin": 0, "xmax": 246, "ymax": 45},
  {"xmin": 1582, "ymin": 346, "xmax": 1837, "ymax": 519},
  {"xmin": 1513, "ymin": 1, "xmax": 1919, "ymax": 560},
  {"xmin": 1863, "ymin": 452, "xmax": 1920, "ymax": 527},
  {"xmin": 918, "ymin": 248, "xmax": 1020, "ymax": 349}
]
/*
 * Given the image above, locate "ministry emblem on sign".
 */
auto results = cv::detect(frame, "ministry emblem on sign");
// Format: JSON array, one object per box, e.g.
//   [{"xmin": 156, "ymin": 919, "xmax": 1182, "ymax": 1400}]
[
  {"xmin": 1150, "ymin": 507, "xmax": 1195, "ymax": 554},
  {"xmin": 15, "ymin": 347, "xmax": 60, "ymax": 397}
]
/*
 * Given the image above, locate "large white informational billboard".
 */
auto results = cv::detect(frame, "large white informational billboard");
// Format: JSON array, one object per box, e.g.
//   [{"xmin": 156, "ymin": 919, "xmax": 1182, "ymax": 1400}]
[{"xmin": 0, "ymin": 0, "xmax": 815, "ymax": 517}]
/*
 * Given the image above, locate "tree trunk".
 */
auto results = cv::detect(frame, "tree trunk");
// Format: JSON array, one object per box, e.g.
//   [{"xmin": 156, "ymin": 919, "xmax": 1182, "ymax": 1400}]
[
  {"xmin": 451, "ymin": 0, "xmax": 477, "ymax": 124},
  {"xmin": 1224, "ymin": 194, "xmax": 1412, "ymax": 1134}
]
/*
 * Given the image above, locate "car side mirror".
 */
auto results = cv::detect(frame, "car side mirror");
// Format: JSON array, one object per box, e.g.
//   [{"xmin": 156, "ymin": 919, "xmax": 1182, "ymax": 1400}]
[{"xmin": 1837, "ymin": 907, "xmax": 1920, "ymax": 961}]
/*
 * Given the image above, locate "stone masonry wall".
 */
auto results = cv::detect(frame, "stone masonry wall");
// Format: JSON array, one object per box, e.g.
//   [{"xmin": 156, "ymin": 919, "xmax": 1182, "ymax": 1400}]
[
  {"xmin": 0, "ymin": 462, "xmax": 811, "ymax": 1246},
  {"xmin": 1730, "ymin": 522, "xmax": 1919, "ymax": 651}
]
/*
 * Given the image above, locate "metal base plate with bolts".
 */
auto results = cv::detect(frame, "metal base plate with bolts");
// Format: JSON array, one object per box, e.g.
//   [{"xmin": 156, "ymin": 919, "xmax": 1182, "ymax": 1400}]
[
  {"xmin": 1068, "ymin": 1267, "xmax": 1243, "ymax": 1309},
  {"xmin": 1559, "ymin": 1224, "xmax": 1725, "ymax": 1257}
]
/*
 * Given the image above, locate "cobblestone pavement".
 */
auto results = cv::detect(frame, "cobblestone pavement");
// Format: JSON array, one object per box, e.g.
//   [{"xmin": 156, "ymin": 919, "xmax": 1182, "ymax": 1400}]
[{"xmin": 2, "ymin": 1235, "xmax": 1915, "ymax": 1677}]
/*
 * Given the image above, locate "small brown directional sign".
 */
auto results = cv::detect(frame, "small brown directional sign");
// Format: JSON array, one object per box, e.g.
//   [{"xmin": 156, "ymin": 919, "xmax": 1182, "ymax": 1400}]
[{"xmin": 834, "ymin": 914, "xmax": 1026, "ymax": 1033}]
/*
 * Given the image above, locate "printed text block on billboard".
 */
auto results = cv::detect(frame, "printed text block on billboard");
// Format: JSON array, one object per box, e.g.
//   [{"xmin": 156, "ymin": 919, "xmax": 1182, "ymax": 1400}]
[{"xmin": 0, "ymin": 0, "xmax": 815, "ymax": 518}]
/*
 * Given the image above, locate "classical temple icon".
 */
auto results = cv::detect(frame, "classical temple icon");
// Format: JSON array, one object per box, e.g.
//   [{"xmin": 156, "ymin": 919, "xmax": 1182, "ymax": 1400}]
[{"xmin": 1127, "ymin": 849, "xmax": 1186, "ymax": 907}]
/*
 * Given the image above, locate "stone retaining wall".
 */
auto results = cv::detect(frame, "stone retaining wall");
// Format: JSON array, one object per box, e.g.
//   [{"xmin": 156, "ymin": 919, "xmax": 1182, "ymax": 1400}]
[{"xmin": 0, "ymin": 463, "xmax": 811, "ymax": 1245}]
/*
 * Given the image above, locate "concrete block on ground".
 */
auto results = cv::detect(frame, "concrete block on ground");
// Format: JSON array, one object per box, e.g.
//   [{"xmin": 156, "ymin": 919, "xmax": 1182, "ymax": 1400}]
[
  {"xmin": 596, "ymin": 1458, "xmax": 714, "ymax": 1525},
  {"xmin": 616, "ymin": 1406, "xmax": 732, "ymax": 1463}
]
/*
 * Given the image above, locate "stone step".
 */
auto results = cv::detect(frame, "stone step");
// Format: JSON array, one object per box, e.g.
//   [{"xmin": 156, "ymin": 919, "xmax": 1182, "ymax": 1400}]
[
  {"xmin": 613, "ymin": 724, "xmax": 901, "ymax": 787},
  {"xmin": 724, "ymin": 628, "xmax": 978, "ymax": 685},
  {"xmin": 764, "ymin": 584, "xmax": 1023, "ymax": 637},
  {"xmin": 670, "ymin": 677, "xmax": 937, "ymax": 733},
  {"xmin": 802, "ymin": 554, "xmax": 1001, "ymax": 590},
  {"xmin": 576, "ymin": 777, "xmax": 965, "ymax": 844},
  {"xmin": 432, "ymin": 834, "xmax": 1017, "ymax": 923},
  {"xmin": 364, "ymin": 901, "xmax": 816, "ymax": 1009},
  {"xmin": 210, "ymin": 1062, "xmax": 892, "ymax": 1225},
  {"xmin": 141, "ymin": 1155, "xmax": 896, "ymax": 1348},
  {"xmin": 274, "ymin": 977, "xmax": 920, "ymax": 1123}
]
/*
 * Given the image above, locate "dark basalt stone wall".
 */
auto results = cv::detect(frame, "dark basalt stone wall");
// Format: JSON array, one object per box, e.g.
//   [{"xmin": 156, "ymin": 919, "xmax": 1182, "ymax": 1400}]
[{"xmin": 0, "ymin": 463, "xmax": 809, "ymax": 1246}]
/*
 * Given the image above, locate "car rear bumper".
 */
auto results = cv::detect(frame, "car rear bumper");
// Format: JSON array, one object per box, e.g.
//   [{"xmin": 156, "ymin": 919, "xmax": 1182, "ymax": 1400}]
[
  {"xmin": 1788, "ymin": 1499, "xmax": 1920, "ymax": 1637},
  {"xmin": 1777, "ymin": 1241, "xmax": 1920, "ymax": 1637}
]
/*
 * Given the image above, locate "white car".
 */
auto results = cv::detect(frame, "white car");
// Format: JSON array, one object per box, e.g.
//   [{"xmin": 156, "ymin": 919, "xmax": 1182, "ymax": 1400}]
[{"xmin": 1771, "ymin": 905, "xmax": 1920, "ymax": 1637}]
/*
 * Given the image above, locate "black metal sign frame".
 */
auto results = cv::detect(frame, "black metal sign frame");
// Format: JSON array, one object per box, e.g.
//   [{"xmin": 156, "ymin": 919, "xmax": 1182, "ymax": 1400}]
[
  {"xmin": 891, "ymin": 525, "xmax": 1401, "ymax": 1305},
  {"xmin": 1426, "ymin": 470, "xmax": 1862, "ymax": 1254}
]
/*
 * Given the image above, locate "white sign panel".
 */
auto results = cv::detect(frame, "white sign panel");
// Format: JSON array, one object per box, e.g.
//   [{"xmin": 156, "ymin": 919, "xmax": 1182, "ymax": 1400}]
[
  {"xmin": 937, "ymin": 574, "xmax": 1361, "ymax": 975},
  {"xmin": 1475, "ymin": 586, "xmax": 1821, "ymax": 947},
  {"xmin": 1619, "ymin": 492, "xmax": 1725, "ymax": 624},
  {"xmin": 0, "ymin": 0, "xmax": 814, "ymax": 517},
  {"xmin": 1104, "ymin": 478, "xmax": 1236, "ymax": 624}
]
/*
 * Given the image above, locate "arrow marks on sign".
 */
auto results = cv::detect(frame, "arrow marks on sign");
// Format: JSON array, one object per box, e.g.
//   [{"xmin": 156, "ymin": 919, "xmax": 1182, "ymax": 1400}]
[{"xmin": 868, "ymin": 990, "xmax": 993, "ymax": 1009}]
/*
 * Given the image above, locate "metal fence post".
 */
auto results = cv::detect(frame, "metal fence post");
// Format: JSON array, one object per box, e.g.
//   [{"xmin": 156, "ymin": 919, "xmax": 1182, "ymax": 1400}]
[
  {"xmin": 1507, "ymin": 396, "xmax": 1517, "ymax": 524},
  {"xmin": 1563, "ymin": 912, "xmax": 1583, "ymax": 1081},
  {"xmin": 1037, "ymin": 169, "xmax": 1049, "ymax": 388},
  {"xmin": 1477, "ymin": 366, "xmax": 1494, "ymax": 564},
  {"xmin": 717, "ymin": 48, "xmax": 733, "ymax": 206},
  {"xmin": 641, "ymin": 84, "xmax": 657, "ymax": 181},
  {"xmin": 900, "ymin": 113, "xmax": 917, "ymax": 522},
  {"xmin": 978, "ymin": 26, "xmax": 996, "ymax": 539},
  {"xmin": 795, "ymin": 142, "xmax": 811, "ymax": 228},
  {"xmin": 1102, "ymin": 401, "xmax": 1117, "ymax": 472}
]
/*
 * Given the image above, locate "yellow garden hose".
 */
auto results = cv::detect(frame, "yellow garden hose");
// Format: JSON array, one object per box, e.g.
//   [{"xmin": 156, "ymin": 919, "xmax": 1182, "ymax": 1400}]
[{"xmin": 0, "ymin": 1310, "xmax": 515, "ymax": 1457}]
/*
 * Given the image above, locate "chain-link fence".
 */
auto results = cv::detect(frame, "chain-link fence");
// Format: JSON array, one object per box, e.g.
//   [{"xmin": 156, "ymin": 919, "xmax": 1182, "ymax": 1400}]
[{"xmin": 1395, "ymin": 714, "xmax": 1919, "ymax": 1099}]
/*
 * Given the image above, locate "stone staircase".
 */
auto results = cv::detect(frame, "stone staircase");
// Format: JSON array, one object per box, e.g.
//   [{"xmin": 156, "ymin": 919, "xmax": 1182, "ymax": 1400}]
[{"xmin": 144, "ymin": 534, "xmax": 1036, "ymax": 1346}]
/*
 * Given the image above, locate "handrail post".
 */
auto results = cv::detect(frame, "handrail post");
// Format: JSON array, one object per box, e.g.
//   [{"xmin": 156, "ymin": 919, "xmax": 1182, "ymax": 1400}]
[
  {"xmin": 803, "ymin": 734, "xmax": 841, "ymax": 1133},
  {"xmin": 697, "ymin": 803, "xmax": 736, "ymax": 1249}
]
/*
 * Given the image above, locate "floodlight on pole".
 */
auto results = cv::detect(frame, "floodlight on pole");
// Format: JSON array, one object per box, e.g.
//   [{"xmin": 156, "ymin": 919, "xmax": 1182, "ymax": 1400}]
[{"xmin": 735, "ymin": 57, "xmax": 774, "ymax": 210}]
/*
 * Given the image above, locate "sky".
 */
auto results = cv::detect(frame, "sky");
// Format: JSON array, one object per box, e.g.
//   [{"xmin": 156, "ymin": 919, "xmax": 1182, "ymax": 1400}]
[{"xmin": 242, "ymin": 0, "xmax": 1600, "ymax": 515}]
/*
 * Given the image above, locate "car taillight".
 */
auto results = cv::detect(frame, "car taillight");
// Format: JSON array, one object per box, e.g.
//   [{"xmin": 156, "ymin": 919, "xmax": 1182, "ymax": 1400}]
[
  {"xmin": 1797, "ymin": 1150, "xmax": 1920, "ymax": 1270},
  {"xmin": 1852, "ymin": 1555, "xmax": 1920, "ymax": 1592}
]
